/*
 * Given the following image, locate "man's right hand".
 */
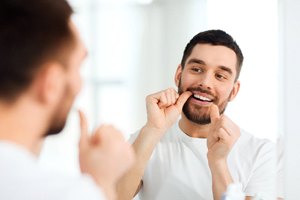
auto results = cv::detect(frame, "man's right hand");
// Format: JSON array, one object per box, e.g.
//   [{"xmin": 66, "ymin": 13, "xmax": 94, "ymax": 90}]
[
  {"xmin": 145, "ymin": 88, "xmax": 192, "ymax": 134},
  {"xmin": 78, "ymin": 110, "xmax": 135, "ymax": 200}
]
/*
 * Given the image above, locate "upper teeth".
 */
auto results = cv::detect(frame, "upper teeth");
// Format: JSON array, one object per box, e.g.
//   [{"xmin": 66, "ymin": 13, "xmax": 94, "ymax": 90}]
[{"xmin": 194, "ymin": 94, "xmax": 212, "ymax": 101}]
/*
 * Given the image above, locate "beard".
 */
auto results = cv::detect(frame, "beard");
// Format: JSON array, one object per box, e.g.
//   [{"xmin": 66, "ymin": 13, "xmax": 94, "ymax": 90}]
[
  {"xmin": 44, "ymin": 85, "xmax": 74, "ymax": 137},
  {"xmin": 45, "ymin": 108, "xmax": 69, "ymax": 137},
  {"xmin": 178, "ymin": 79, "xmax": 231, "ymax": 125}
]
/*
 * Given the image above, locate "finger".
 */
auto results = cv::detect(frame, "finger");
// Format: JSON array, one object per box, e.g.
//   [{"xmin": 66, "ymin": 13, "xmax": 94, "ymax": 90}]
[
  {"xmin": 169, "ymin": 89, "xmax": 175, "ymax": 102},
  {"xmin": 217, "ymin": 127, "xmax": 230, "ymax": 141},
  {"xmin": 171, "ymin": 89, "xmax": 179, "ymax": 104},
  {"xmin": 105, "ymin": 125, "xmax": 124, "ymax": 141},
  {"xmin": 90, "ymin": 126, "xmax": 102, "ymax": 145},
  {"xmin": 175, "ymin": 91, "xmax": 179, "ymax": 99},
  {"xmin": 164, "ymin": 88, "xmax": 178, "ymax": 107},
  {"xmin": 209, "ymin": 104, "xmax": 220, "ymax": 124},
  {"xmin": 218, "ymin": 117, "xmax": 232, "ymax": 136},
  {"xmin": 93, "ymin": 125, "xmax": 124, "ymax": 144},
  {"xmin": 166, "ymin": 89, "xmax": 173, "ymax": 106},
  {"xmin": 157, "ymin": 88, "xmax": 177, "ymax": 108},
  {"xmin": 78, "ymin": 110, "xmax": 89, "ymax": 147},
  {"xmin": 174, "ymin": 91, "xmax": 192, "ymax": 111},
  {"xmin": 219, "ymin": 116, "xmax": 240, "ymax": 137},
  {"xmin": 157, "ymin": 92, "xmax": 168, "ymax": 108}
]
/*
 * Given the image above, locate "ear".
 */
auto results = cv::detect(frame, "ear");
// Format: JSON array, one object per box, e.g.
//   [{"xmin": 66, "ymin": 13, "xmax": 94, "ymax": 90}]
[
  {"xmin": 174, "ymin": 64, "xmax": 182, "ymax": 87},
  {"xmin": 34, "ymin": 62, "xmax": 65, "ymax": 105},
  {"xmin": 228, "ymin": 81, "xmax": 240, "ymax": 101}
]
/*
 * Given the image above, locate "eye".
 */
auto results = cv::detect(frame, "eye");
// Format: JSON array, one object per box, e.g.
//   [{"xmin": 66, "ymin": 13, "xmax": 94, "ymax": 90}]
[
  {"xmin": 191, "ymin": 67, "xmax": 203, "ymax": 73},
  {"xmin": 216, "ymin": 73, "xmax": 227, "ymax": 80}
]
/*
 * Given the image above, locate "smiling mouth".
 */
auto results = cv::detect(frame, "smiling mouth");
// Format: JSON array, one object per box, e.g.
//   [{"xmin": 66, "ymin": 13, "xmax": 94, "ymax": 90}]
[{"xmin": 192, "ymin": 94, "xmax": 213, "ymax": 103}]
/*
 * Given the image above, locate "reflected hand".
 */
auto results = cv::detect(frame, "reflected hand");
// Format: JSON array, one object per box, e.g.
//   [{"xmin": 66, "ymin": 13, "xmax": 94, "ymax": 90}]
[{"xmin": 78, "ymin": 110, "xmax": 135, "ymax": 199}]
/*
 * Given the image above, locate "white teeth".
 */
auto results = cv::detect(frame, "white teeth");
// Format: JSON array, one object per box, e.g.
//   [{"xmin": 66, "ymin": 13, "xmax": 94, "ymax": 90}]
[{"xmin": 193, "ymin": 94, "xmax": 212, "ymax": 102}]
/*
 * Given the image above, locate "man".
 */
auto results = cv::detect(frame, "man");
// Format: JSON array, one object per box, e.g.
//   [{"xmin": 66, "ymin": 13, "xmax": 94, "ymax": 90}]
[
  {"xmin": 0, "ymin": 0, "xmax": 134, "ymax": 200},
  {"xmin": 117, "ymin": 30, "xmax": 276, "ymax": 200}
]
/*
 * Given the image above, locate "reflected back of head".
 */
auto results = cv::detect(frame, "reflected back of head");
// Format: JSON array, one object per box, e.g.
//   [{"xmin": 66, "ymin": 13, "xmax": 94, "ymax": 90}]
[{"xmin": 0, "ymin": 0, "xmax": 74, "ymax": 102}]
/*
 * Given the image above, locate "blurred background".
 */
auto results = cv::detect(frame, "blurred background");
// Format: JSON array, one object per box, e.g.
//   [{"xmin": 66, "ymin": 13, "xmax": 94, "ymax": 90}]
[
  {"xmin": 39, "ymin": 0, "xmax": 279, "ymax": 180},
  {"xmin": 38, "ymin": 0, "xmax": 300, "ymax": 199}
]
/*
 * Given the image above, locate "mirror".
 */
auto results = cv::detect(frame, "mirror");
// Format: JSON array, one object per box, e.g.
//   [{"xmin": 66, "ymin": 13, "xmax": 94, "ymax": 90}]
[{"xmin": 40, "ymin": 0, "xmax": 293, "ymax": 199}]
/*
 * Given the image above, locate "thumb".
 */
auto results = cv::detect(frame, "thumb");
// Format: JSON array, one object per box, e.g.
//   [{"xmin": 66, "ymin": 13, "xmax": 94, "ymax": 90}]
[
  {"xmin": 175, "ymin": 91, "xmax": 192, "ymax": 111},
  {"xmin": 209, "ymin": 104, "xmax": 220, "ymax": 124},
  {"xmin": 78, "ymin": 110, "xmax": 89, "ymax": 148}
]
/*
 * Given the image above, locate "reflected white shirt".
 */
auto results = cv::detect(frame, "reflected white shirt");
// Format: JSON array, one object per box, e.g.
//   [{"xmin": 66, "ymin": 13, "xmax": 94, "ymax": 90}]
[{"xmin": 0, "ymin": 141, "xmax": 105, "ymax": 200}]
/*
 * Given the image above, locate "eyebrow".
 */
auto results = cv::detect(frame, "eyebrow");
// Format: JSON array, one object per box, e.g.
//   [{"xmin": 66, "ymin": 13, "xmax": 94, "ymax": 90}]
[
  {"xmin": 187, "ymin": 58, "xmax": 206, "ymax": 65},
  {"xmin": 187, "ymin": 58, "xmax": 233, "ymax": 75},
  {"xmin": 219, "ymin": 66, "xmax": 233, "ymax": 75}
]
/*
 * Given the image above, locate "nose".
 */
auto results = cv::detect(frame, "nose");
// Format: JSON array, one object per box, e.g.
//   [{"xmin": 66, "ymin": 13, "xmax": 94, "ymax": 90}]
[{"xmin": 198, "ymin": 74, "xmax": 213, "ymax": 90}]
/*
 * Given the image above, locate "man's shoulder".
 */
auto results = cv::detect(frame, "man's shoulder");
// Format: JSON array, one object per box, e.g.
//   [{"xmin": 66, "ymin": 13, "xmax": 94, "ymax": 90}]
[{"xmin": 236, "ymin": 129, "xmax": 276, "ymax": 155}]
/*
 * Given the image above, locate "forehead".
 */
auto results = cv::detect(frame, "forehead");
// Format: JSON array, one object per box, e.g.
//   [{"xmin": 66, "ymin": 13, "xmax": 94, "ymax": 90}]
[{"xmin": 187, "ymin": 44, "xmax": 237, "ymax": 72}]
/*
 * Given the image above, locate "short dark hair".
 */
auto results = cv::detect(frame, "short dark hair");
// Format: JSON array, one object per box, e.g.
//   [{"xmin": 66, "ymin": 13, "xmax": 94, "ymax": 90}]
[
  {"xmin": 0, "ymin": 0, "xmax": 74, "ymax": 101},
  {"xmin": 180, "ymin": 30, "xmax": 244, "ymax": 81}
]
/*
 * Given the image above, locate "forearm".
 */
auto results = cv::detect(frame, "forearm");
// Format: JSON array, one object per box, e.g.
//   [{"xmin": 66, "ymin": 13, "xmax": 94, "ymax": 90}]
[
  {"xmin": 117, "ymin": 125, "xmax": 163, "ymax": 200},
  {"xmin": 209, "ymin": 160, "xmax": 233, "ymax": 200}
]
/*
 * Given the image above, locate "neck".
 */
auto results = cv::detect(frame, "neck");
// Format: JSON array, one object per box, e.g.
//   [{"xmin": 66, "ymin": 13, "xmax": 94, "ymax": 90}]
[
  {"xmin": 0, "ymin": 98, "xmax": 47, "ymax": 156},
  {"xmin": 178, "ymin": 114, "xmax": 211, "ymax": 138}
]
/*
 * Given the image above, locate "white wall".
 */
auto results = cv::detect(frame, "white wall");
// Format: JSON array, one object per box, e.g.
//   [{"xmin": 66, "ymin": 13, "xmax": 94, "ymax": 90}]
[
  {"xmin": 134, "ymin": 0, "xmax": 207, "ymax": 128},
  {"xmin": 279, "ymin": 0, "xmax": 300, "ymax": 199},
  {"xmin": 207, "ymin": 0, "xmax": 280, "ymax": 142}
]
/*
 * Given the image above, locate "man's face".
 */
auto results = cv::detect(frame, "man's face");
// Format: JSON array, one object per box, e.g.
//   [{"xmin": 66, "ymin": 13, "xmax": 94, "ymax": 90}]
[
  {"xmin": 46, "ymin": 22, "xmax": 87, "ymax": 136},
  {"xmin": 175, "ymin": 44, "xmax": 240, "ymax": 125}
]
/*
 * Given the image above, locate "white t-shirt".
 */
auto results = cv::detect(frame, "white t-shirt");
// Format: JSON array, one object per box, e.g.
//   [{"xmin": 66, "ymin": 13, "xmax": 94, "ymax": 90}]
[
  {"xmin": 130, "ymin": 122, "xmax": 277, "ymax": 200},
  {"xmin": 0, "ymin": 141, "xmax": 106, "ymax": 200}
]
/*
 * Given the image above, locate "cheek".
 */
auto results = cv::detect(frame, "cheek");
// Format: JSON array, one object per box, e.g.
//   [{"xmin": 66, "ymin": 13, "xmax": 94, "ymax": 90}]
[
  {"xmin": 218, "ymin": 86, "xmax": 234, "ymax": 101},
  {"xmin": 179, "ymin": 74, "xmax": 193, "ymax": 89},
  {"xmin": 74, "ymin": 73, "xmax": 82, "ymax": 94},
  {"xmin": 69, "ymin": 71, "xmax": 82, "ymax": 95}
]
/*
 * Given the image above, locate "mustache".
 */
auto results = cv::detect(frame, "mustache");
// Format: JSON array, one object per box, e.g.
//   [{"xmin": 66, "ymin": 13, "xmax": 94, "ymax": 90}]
[{"xmin": 186, "ymin": 87, "xmax": 215, "ymax": 97}]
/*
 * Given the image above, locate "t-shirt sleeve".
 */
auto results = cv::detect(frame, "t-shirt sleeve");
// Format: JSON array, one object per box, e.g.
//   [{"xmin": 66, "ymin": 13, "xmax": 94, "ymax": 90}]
[{"xmin": 244, "ymin": 141, "xmax": 277, "ymax": 199}]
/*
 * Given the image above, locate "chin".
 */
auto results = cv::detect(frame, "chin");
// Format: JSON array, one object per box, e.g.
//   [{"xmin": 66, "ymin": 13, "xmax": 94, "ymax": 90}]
[
  {"xmin": 44, "ymin": 117, "xmax": 67, "ymax": 137},
  {"xmin": 186, "ymin": 114, "xmax": 211, "ymax": 125}
]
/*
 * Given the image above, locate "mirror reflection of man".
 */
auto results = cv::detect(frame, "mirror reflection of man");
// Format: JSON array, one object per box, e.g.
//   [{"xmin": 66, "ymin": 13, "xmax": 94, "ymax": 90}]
[
  {"xmin": 0, "ymin": 0, "xmax": 134, "ymax": 200},
  {"xmin": 117, "ymin": 30, "xmax": 276, "ymax": 200}
]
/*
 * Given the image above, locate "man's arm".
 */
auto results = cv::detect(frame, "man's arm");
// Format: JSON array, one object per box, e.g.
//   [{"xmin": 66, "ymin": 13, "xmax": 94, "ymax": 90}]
[
  {"xmin": 208, "ymin": 163, "xmax": 253, "ymax": 200},
  {"xmin": 207, "ymin": 105, "xmax": 241, "ymax": 200},
  {"xmin": 116, "ymin": 125, "xmax": 165, "ymax": 199},
  {"xmin": 116, "ymin": 88, "xmax": 192, "ymax": 200}
]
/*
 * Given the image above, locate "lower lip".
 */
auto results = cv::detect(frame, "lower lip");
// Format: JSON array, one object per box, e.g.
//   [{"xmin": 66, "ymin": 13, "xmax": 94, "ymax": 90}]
[{"xmin": 189, "ymin": 97, "xmax": 212, "ymax": 106}]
